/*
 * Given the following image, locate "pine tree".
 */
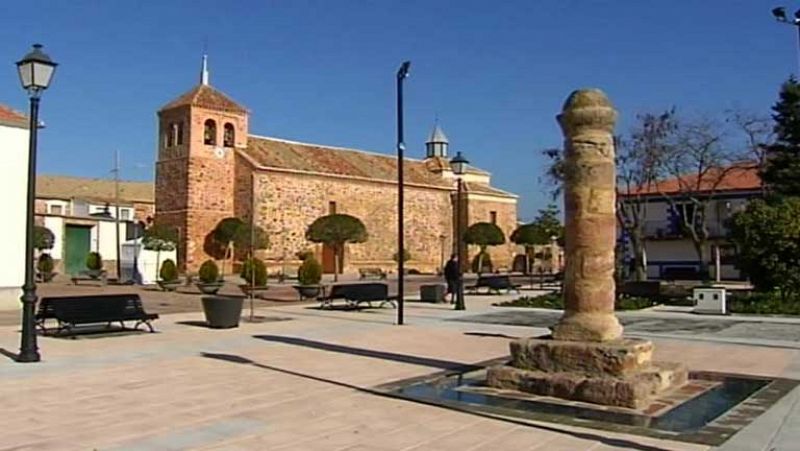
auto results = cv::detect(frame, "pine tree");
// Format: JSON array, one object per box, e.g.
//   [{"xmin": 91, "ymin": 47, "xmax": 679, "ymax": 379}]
[{"xmin": 763, "ymin": 77, "xmax": 800, "ymax": 196}]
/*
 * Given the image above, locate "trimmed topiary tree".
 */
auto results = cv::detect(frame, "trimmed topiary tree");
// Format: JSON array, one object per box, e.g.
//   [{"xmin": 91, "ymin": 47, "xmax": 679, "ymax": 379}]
[
  {"xmin": 298, "ymin": 255, "xmax": 323, "ymax": 285},
  {"xmin": 208, "ymin": 217, "xmax": 270, "ymax": 279},
  {"xmin": 392, "ymin": 248, "xmax": 411, "ymax": 264},
  {"xmin": 37, "ymin": 253, "xmax": 54, "ymax": 282},
  {"xmin": 241, "ymin": 257, "xmax": 267, "ymax": 287},
  {"xmin": 34, "ymin": 226, "xmax": 55, "ymax": 251},
  {"xmin": 198, "ymin": 259, "xmax": 220, "ymax": 284},
  {"xmin": 464, "ymin": 222, "xmax": 505, "ymax": 275},
  {"xmin": 160, "ymin": 259, "xmax": 178, "ymax": 282},
  {"xmin": 306, "ymin": 214, "xmax": 368, "ymax": 282},
  {"xmin": 86, "ymin": 252, "xmax": 103, "ymax": 271},
  {"xmin": 511, "ymin": 205, "xmax": 564, "ymax": 274}
]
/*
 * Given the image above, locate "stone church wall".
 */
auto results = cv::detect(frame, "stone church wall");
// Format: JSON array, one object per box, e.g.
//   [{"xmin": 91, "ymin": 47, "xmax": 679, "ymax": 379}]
[{"xmin": 251, "ymin": 169, "xmax": 454, "ymax": 275}]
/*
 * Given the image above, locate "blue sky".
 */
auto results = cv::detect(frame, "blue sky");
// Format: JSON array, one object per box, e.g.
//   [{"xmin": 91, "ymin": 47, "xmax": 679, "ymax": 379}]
[{"xmin": 0, "ymin": 0, "xmax": 795, "ymax": 220}]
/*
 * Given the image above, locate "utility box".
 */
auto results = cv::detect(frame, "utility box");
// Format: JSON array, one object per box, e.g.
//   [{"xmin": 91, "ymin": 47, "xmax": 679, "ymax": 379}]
[
  {"xmin": 693, "ymin": 286, "xmax": 727, "ymax": 315},
  {"xmin": 420, "ymin": 284, "xmax": 447, "ymax": 303}
]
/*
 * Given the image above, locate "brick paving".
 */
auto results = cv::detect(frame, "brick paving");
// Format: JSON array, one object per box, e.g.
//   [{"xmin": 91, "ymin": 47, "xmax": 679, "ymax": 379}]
[{"xmin": 0, "ymin": 292, "xmax": 797, "ymax": 450}]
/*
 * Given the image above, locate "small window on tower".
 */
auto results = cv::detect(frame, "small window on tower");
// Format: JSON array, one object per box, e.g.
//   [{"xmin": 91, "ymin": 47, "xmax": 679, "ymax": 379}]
[
  {"xmin": 163, "ymin": 126, "xmax": 172, "ymax": 148},
  {"xmin": 329, "ymin": 201, "xmax": 337, "ymax": 214},
  {"xmin": 204, "ymin": 119, "xmax": 217, "ymax": 145},
  {"xmin": 490, "ymin": 211, "xmax": 497, "ymax": 224},
  {"xmin": 176, "ymin": 121, "xmax": 184, "ymax": 145},
  {"xmin": 223, "ymin": 123, "xmax": 235, "ymax": 147},
  {"xmin": 169, "ymin": 123, "xmax": 178, "ymax": 147}
]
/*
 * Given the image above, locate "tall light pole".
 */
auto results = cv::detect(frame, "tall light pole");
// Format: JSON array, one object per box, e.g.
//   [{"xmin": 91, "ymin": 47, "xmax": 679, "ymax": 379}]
[
  {"xmin": 772, "ymin": 6, "xmax": 800, "ymax": 74},
  {"xmin": 396, "ymin": 61, "xmax": 410, "ymax": 326},
  {"xmin": 16, "ymin": 44, "xmax": 57, "ymax": 363},
  {"xmin": 450, "ymin": 151, "xmax": 469, "ymax": 311}
]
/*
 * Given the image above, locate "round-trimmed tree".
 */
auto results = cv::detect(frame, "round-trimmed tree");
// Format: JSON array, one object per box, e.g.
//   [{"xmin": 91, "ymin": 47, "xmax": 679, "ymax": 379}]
[
  {"xmin": 306, "ymin": 214, "xmax": 368, "ymax": 282},
  {"xmin": 207, "ymin": 217, "xmax": 269, "ymax": 279},
  {"xmin": 464, "ymin": 222, "xmax": 505, "ymax": 275},
  {"xmin": 34, "ymin": 225, "xmax": 55, "ymax": 251},
  {"xmin": 511, "ymin": 205, "xmax": 564, "ymax": 274}
]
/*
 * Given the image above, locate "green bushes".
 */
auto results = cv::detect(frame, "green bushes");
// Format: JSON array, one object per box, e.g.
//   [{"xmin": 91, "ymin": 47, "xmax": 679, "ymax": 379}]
[
  {"xmin": 198, "ymin": 260, "xmax": 220, "ymax": 284},
  {"xmin": 497, "ymin": 292, "xmax": 654, "ymax": 311},
  {"xmin": 85, "ymin": 252, "xmax": 103, "ymax": 271},
  {"xmin": 297, "ymin": 256, "xmax": 322, "ymax": 285},
  {"xmin": 37, "ymin": 254, "xmax": 54, "ymax": 281},
  {"xmin": 728, "ymin": 291, "xmax": 800, "ymax": 315},
  {"xmin": 159, "ymin": 259, "xmax": 179, "ymax": 282},
  {"xmin": 241, "ymin": 257, "xmax": 267, "ymax": 286}
]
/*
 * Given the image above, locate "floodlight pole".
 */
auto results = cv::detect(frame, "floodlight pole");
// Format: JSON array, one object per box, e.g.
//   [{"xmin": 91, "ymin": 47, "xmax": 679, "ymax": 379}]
[
  {"xmin": 772, "ymin": 6, "xmax": 800, "ymax": 75},
  {"xmin": 396, "ymin": 61, "xmax": 410, "ymax": 326}
]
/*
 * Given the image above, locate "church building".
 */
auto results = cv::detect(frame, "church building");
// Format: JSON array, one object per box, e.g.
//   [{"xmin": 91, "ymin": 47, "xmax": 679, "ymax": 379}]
[{"xmin": 155, "ymin": 58, "xmax": 519, "ymax": 275}]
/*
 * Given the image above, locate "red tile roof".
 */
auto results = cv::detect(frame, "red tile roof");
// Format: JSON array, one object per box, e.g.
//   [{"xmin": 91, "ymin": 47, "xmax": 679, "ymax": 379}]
[
  {"xmin": 36, "ymin": 175, "xmax": 154, "ymax": 204},
  {"xmin": 626, "ymin": 163, "xmax": 761, "ymax": 196},
  {"xmin": 242, "ymin": 135, "xmax": 514, "ymax": 197},
  {"xmin": 159, "ymin": 84, "xmax": 247, "ymax": 113},
  {"xmin": 0, "ymin": 103, "xmax": 28, "ymax": 128}
]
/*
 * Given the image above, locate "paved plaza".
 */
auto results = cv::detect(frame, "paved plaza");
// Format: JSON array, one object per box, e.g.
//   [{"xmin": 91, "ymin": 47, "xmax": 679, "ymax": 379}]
[{"xmin": 1, "ymin": 289, "xmax": 799, "ymax": 450}]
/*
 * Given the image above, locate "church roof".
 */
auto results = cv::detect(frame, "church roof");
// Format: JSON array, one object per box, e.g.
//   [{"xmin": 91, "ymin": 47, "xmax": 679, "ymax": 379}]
[
  {"xmin": 0, "ymin": 103, "xmax": 28, "ymax": 128},
  {"xmin": 36, "ymin": 175, "xmax": 154, "ymax": 204},
  {"xmin": 242, "ymin": 135, "xmax": 510, "ymax": 196},
  {"xmin": 426, "ymin": 124, "xmax": 449, "ymax": 143},
  {"xmin": 159, "ymin": 84, "xmax": 247, "ymax": 114},
  {"xmin": 244, "ymin": 136, "xmax": 451, "ymax": 187}
]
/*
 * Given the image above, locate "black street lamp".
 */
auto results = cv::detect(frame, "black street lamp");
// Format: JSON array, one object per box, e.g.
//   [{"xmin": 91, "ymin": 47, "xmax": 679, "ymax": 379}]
[
  {"xmin": 772, "ymin": 6, "xmax": 800, "ymax": 73},
  {"xmin": 396, "ymin": 61, "xmax": 410, "ymax": 326},
  {"xmin": 450, "ymin": 151, "xmax": 469, "ymax": 311},
  {"xmin": 16, "ymin": 44, "xmax": 57, "ymax": 363}
]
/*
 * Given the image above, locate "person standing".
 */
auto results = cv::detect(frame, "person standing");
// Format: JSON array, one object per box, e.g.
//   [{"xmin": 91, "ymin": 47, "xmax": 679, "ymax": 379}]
[{"xmin": 443, "ymin": 254, "xmax": 459, "ymax": 304}]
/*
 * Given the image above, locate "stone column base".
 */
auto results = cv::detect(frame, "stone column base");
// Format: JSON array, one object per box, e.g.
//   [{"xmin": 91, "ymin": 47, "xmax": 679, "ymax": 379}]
[{"xmin": 486, "ymin": 337, "xmax": 688, "ymax": 408}]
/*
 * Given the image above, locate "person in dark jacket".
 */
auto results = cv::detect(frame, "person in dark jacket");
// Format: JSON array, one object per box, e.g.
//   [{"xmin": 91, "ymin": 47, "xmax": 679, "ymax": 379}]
[{"xmin": 443, "ymin": 254, "xmax": 459, "ymax": 304}]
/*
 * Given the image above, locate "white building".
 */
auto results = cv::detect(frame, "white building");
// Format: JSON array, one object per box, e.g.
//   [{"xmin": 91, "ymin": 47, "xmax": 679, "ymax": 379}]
[
  {"xmin": 618, "ymin": 164, "xmax": 762, "ymax": 281},
  {"xmin": 0, "ymin": 104, "xmax": 30, "ymax": 310}
]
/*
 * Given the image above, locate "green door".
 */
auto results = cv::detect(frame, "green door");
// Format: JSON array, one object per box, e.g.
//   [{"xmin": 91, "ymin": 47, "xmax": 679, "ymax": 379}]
[{"xmin": 64, "ymin": 225, "xmax": 91, "ymax": 275}]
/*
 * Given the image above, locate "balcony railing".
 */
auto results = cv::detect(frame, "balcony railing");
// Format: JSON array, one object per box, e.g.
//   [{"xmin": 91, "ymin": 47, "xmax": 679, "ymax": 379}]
[{"xmin": 641, "ymin": 220, "xmax": 729, "ymax": 239}]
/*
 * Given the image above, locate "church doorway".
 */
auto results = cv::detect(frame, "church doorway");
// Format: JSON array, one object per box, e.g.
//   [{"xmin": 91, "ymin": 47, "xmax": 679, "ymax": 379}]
[{"xmin": 321, "ymin": 244, "xmax": 340, "ymax": 274}]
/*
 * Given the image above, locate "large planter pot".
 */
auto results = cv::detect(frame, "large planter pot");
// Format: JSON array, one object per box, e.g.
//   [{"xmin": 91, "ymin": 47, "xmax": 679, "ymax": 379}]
[
  {"xmin": 293, "ymin": 285, "xmax": 322, "ymax": 300},
  {"xmin": 201, "ymin": 296, "xmax": 244, "ymax": 328},
  {"xmin": 196, "ymin": 282, "xmax": 224, "ymax": 295},
  {"xmin": 158, "ymin": 280, "xmax": 181, "ymax": 292}
]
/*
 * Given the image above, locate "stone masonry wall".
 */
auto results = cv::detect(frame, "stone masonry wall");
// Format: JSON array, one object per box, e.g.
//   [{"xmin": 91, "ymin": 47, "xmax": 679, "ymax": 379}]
[{"xmin": 250, "ymin": 169, "xmax": 455, "ymax": 275}]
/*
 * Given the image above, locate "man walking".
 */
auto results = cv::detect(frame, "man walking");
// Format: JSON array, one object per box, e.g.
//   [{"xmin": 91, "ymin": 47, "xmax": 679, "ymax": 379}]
[{"xmin": 443, "ymin": 254, "xmax": 459, "ymax": 304}]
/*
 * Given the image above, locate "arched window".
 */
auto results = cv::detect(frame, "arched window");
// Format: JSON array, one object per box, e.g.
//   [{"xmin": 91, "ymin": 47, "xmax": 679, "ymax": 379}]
[
  {"xmin": 176, "ymin": 121, "xmax": 184, "ymax": 145},
  {"xmin": 169, "ymin": 123, "xmax": 178, "ymax": 147},
  {"xmin": 163, "ymin": 126, "xmax": 171, "ymax": 148},
  {"xmin": 204, "ymin": 119, "xmax": 217, "ymax": 145},
  {"xmin": 223, "ymin": 123, "xmax": 235, "ymax": 147}
]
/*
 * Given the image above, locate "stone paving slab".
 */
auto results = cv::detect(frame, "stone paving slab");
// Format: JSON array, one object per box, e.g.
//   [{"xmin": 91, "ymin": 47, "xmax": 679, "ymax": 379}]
[{"xmin": 0, "ymin": 295, "xmax": 793, "ymax": 450}]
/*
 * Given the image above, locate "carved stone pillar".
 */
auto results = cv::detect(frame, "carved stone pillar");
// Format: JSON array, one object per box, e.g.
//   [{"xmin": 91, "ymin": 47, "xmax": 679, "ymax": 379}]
[{"xmin": 551, "ymin": 89, "xmax": 623, "ymax": 342}]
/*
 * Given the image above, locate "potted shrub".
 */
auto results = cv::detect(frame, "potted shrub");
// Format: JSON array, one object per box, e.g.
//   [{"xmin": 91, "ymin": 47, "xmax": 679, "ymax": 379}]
[
  {"xmin": 293, "ymin": 255, "xmax": 323, "ymax": 300},
  {"xmin": 37, "ymin": 253, "xmax": 55, "ymax": 282},
  {"xmin": 85, "ymin": 252, "xmax": 104, "ymax": 279},
  {"xmin": 239, "ymin": 257, "xmax": 268, "ymax": 296},
  {"xmin": 196, "ymin": 259, "xmax": 223, "ymax": 294},
  {"xmin": 157, "ymin": 259, "xmax": 181, "ymax": 291}
]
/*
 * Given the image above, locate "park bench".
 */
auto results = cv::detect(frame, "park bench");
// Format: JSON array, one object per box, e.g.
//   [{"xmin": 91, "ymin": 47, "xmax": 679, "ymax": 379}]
[
  {"xmin": 466, "ymin": 275, "xmax": 521, "ymax": 295},
  {"xmin": 35, "ymin": 294, "xmax": 159, "ymax": 336},
  {"xmin": 70, "ymin": 270, "xmax": 107, "ymax": 286},
  {"xmin": 358, "ymin": 267, "xmax": 387, "ymax": 280},
  {"xmin": 318, "ymin": 283, "xmax": 398, "ymax": 309}
]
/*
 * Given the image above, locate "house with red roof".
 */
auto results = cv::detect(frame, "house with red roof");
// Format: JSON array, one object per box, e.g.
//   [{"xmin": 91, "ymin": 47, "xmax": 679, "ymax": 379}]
[{"xmin": 618, "ymin": 163, "xmax": 762, "ymax": 280}]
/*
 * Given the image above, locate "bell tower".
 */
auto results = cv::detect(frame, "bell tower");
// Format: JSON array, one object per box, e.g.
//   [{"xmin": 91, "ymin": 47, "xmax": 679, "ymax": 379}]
[{"xmin": 154, "ymin": 55, "xmax": 249, "ymax": 270}]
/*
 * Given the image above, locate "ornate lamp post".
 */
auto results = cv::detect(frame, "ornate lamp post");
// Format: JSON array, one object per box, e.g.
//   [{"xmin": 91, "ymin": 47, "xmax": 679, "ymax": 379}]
[
  {"xmin": 16, "ymin": 44, "xmax": 57, "ymax": 363},
  {"xmin": 396, "ymin": 61, "xmax": 410, "ymax": 326},
  {"xmin": 772, "ymin": 6, "xmax": 800, "ymax": 73},
  {"xmin": 450, "ymin": 151, "xmax": 469, "ymax": 311}
]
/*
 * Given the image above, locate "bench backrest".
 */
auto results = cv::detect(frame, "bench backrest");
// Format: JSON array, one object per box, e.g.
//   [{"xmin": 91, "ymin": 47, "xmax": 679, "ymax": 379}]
[
  {"xmin": 327, "ymin": 283, "xmax": 388, "ymax": 301},
  {"xmin": 39, "ymin": 294, "xmax": 146, "ymax": 323}
]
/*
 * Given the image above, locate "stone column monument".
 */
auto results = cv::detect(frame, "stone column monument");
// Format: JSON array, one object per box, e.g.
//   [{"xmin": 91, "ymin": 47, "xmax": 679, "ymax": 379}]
[{"xmin": 486, "ymin": 89, "xmax": 686, "ymax": 409}]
